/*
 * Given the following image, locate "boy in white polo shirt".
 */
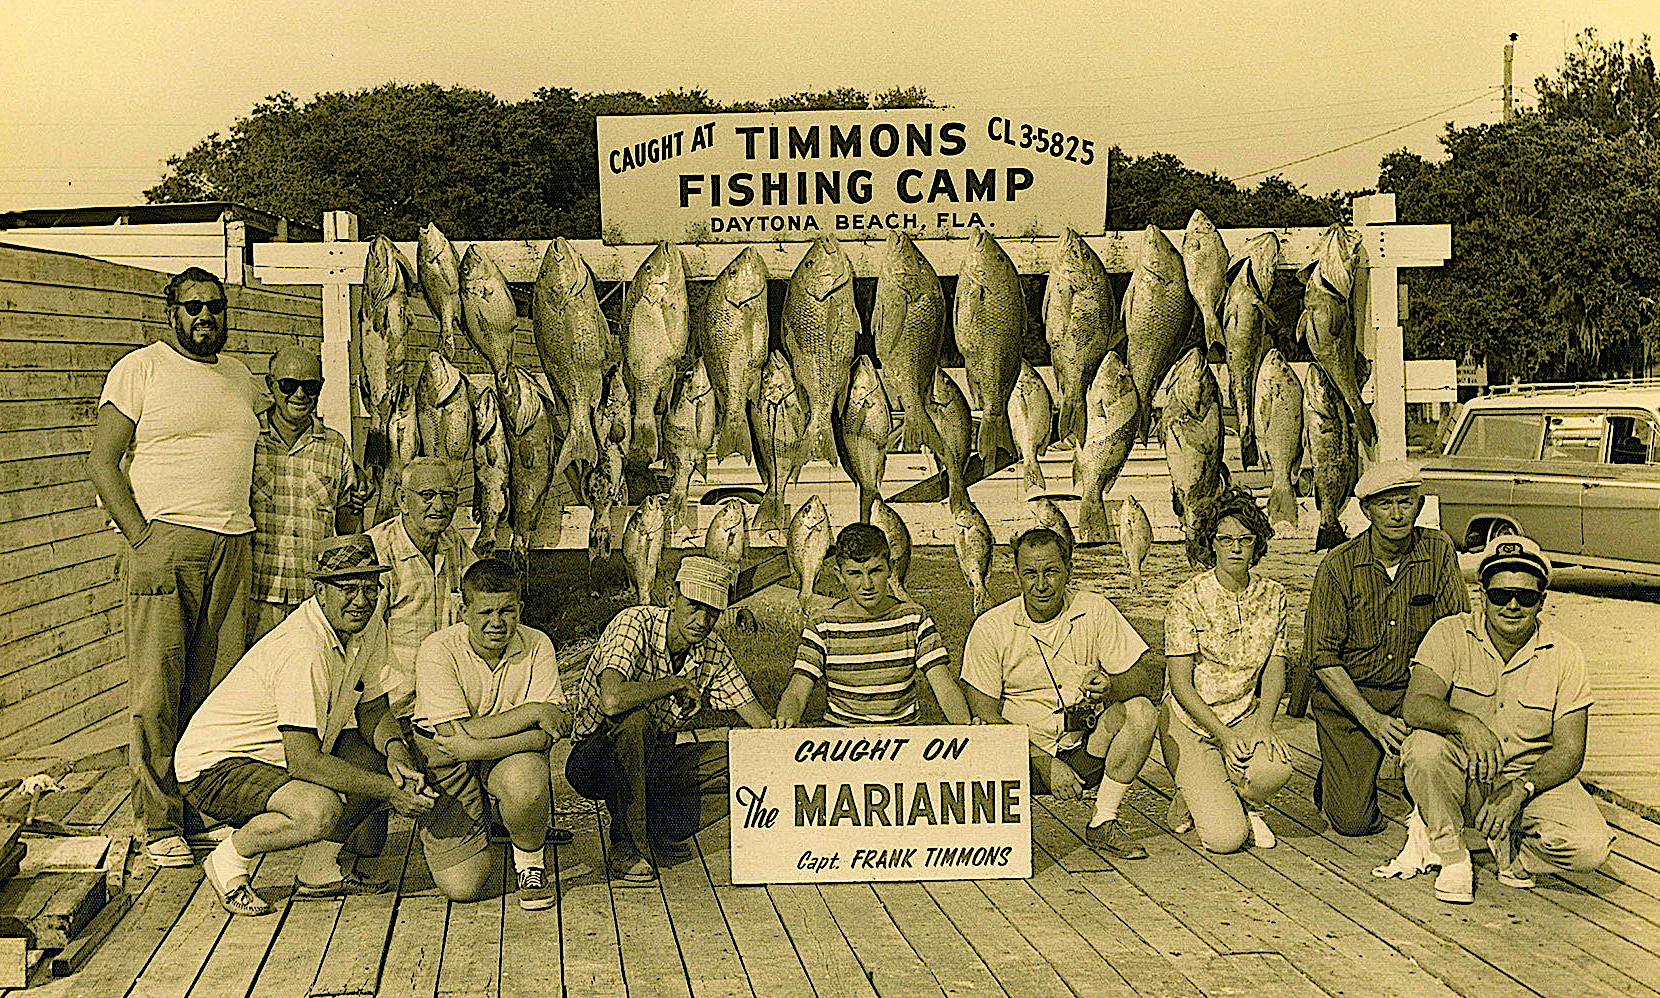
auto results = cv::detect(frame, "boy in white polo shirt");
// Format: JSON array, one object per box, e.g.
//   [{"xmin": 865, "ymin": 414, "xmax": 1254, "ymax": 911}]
[{"xmin": 412, "ymin": 559, "xmax": 570, "ymax": 911}]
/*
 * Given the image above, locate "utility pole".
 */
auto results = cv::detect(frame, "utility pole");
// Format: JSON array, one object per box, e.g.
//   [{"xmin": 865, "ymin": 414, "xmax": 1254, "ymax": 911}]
[{"xmin": 1504, "ymin": 33, "xmax": 1517, "ymax": 122}]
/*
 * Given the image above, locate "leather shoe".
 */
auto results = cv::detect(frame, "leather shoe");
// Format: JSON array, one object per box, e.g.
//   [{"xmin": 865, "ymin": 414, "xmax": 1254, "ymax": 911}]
[{"xmin": 1085, "ymin": 819, "xmax": 1147, "ymax": 860}]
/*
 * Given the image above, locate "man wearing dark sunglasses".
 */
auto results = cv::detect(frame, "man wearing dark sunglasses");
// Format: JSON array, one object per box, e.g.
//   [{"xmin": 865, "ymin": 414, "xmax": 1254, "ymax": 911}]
[
  {"xmin": 249, "ymin": 346, "xmax": 372, "ymax": 646},
  {"xmin": 87, "ymin": 266, "xmax": 262, "ymax": 869},
  {"xmin": 1402, "ymin": 533, "xmax": 1612, "ymax": 904}
]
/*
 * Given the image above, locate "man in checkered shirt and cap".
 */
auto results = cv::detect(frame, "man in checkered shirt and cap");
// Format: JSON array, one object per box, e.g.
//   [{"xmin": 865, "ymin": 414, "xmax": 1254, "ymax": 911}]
[{"xmin": 565, "ymin": 556, "xmax": 778, "ymax": 884}]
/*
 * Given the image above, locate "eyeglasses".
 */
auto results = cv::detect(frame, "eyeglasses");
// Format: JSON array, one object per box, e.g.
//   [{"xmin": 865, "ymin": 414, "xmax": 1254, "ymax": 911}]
[
  {"xmin": 1485, "ymin": 587, "xmax": 1544, "ymax": 608},
  {"xmin": 177, "ymin": 299, "xmax": 227, "ymax": 317},
  {"xmin": 275, "ymin": 378, "xmax": 324, "ymax": 397},
  {"xmin": 1214, "ymin": 534, "xmax": 1256, "ymax": 549},
  {"xmin": 324, "ymin": 579, "xmax": 382, "ymax": 600},
  {"xmin": 412, "ymin": 489, "xmax": 460, "ymax": 505}
]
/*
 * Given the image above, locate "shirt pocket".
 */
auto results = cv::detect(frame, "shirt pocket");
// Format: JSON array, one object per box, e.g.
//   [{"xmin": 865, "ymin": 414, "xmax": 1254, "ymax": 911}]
[
  {"xmin": 303, "ymin": 470, "xmax": 334, "ymax": 510},
  {"xmin": 251, "ymin": 463, "xmax": 276, "ymax": 508},
  {"xmin": 1447, "ymin": 672, "xmax": 1497, "ymax": 720},
  {"xmin": 1509, "ymin": 684, "xmax": 1559, "ymax": 744}
]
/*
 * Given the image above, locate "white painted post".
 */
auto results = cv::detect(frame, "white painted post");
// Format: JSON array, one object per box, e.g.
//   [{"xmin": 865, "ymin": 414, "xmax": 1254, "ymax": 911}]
[
  {"xmin": 1353, "ymin": 193, "xmax": 1407, "ymax": 462},
  {"xmin": 320, "ymin": 211, "xmax": 358, "ymax": 459},
  {"xmin": 223, "ymin": 220, "xmax": 246, "ymax": 285}
]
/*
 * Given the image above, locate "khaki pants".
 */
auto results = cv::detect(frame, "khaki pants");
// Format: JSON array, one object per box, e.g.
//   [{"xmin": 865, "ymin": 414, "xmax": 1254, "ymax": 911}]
[
  {"xmin": 124, "ymin": 522, "xmax": 250, "ymax": 842},
  {"xmin": 1162, "ymin": 706, "xmax": 1294, "ymax": 853},
  {"xmin": 1401, "ymin": 730, "xmax": 1612, "ymax": 874}
]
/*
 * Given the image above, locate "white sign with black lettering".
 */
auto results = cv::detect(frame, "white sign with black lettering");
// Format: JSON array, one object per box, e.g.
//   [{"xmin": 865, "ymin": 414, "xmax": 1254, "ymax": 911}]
[
  {"xmin": 597, "ymin": 109, "xmax": 1108, "ymax": 243},
  {"xmin": 728, "ymin": 725, "xmax": 1032, "ymax": 884}
]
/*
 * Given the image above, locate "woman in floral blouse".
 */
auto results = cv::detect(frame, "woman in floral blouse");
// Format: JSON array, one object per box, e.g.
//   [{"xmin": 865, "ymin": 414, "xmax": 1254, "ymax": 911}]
[{"xmin": 1162, "ymin": 487, "xmax": 1295, "ymax": 852}]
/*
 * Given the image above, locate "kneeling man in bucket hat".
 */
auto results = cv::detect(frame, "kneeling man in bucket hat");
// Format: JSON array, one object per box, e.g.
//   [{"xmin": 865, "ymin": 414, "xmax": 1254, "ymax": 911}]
[
  {"xmin": 173, "ymin": 535, "xmax": 437, "ymax": 915},
  {"xmin": 565, "ymin": 556, "xmax": 778, "ymax": 884},
  {"xmin": 1402, "ymin": 533, "xmax": 1612, "ymax": 904}
]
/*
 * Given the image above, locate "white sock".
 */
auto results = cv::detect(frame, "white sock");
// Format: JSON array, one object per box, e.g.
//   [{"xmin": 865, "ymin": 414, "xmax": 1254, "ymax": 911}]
[
  {"xmin": 512, "ymin": 844, "xmax": 544, "ymax": 871},
  {"xmin": 1091, "ymin": 777, "xmax": 1131, "ymax": 827},
  {"xmin": 211, "ymin": 837, "xmax": 252, "ymax": 880},
  {"xmin": 298, "ymin": 840, "xmax": 345, "ymax": 884}
]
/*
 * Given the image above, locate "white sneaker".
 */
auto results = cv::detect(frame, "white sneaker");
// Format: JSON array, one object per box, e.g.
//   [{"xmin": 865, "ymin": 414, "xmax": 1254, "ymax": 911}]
[
  {"xmin": 1167, "ymin": 793, "xmax": 1193, "ymax": 834},
  {"xmin": 1489, "ymin": 837, "xmax": 1536, "ymax": 889},
  {"xmin": 147, "ymin": 835, "xmax": 194, "ymax": 868},
  {"xmin": 1434, "ymin": 855, "xmax": 1474, "ymax": 904},
  {"xmin": 1248, "ymin": 811, "xmax": 1276, "ymax": 849}
]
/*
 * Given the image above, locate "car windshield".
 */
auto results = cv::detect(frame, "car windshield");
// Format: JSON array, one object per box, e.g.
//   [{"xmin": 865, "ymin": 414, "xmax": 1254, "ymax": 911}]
[{"xmin": 1452, "ymin": 411, "xmax": 1543, "ymax": 459}]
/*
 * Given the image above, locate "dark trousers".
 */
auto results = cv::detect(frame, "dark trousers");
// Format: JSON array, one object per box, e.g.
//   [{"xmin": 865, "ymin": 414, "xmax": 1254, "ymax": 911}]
[
  {"xmin": 564, "ymin": 708, "xmax": 729, "ymax": 849},
  {"xmin": 1311, "ymin": 683, "xmax": 1406, "ymax": 836}
]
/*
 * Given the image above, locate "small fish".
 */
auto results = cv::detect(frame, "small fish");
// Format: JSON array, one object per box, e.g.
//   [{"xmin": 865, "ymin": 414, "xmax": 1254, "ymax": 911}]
[
  {"xmin": 470, "ymin": 383, "xmax": 511, "ymax": 556},
  {"xmin": 782, "ymin": 235, "xmax": 860, "ymax": 467},
  {"xmin": 415, "ymin": 223, "xmax": 465, "ymax": 361},
  {"xmin": 532, "ymin": 237, "xmax": 612, "ymax": 479},
  {"xmin": 594, "ymin": 367, "xmax": 631, "ymax": 499},
  {"xmin": 1008, "ymin": 361, "xmax": 1054, "ymax": 493},
  {"xmin": 1254, "ymin": 348, "xmax": 1306, "ymax": 527},
  {"xmin": 1182, "ymin": 209, "xmax": 1230, "ymax": 352},
  {"xmin": 1029, "ymin": 497, "xmax": 1075, "ymax": 555},
  {"xmin": 787, "ymin": 495, "xmax": 832, "ymax": 620},
  {"xmin": 414, "ymin": 350, "xmax": 473, "ymax": 472},
  {"xmin": 872, "ymin": 231, "xmax": 945, "ymax": 454},
  {"xmin": 359, "ymin": 235, "xmax": 412, "ymax": 516},
  {"xmin": 1117, "ymin": 495, "xmax": 1152, "ymax": 591},
  {"xmin": 701, "ymin": 247, "xmax": 770, "ymax": 464},
  {"xmin": 662, "ymin": 363, "xmax": 713, "ymax": 535},
  {"xmin": 375, "ymin": 383, "xmax": 420, "ymax": 527},
  {"xmin": 498, "ymin": 366, "xmax": 560, "ymax": 556},
  {"xmin": 1223, "ymin": 232, "xmax": 1282, "ymax": 469},
  {"xmin": 703, "ymin": 498, "xmax": 750, "ymax": 569},
  {"xmin": 868, "ymin": 498, "xmax": 913, "ymax": 603},
  {"xmin": 1125, "ymin": 225, "xmax": 1195, "ymax": 441},
  {"xmin": 621, "ymin": 494, "xmax": 670, "ymax": 605},
  {"xmin": 1298, "ymin": 260, "xmax": 1378, "ymax": 448},
  {"xmin": 1074, "ymin": 353, "xmax": 1139, "ymax": 545},
  {"xmin": 458, "ymin": 244, "xmax": 517, "ymax": 384},
  {"xmin": 953, "ymin": 499, "xmax": 993, "ymax": 616},
  {"xmin": 583, "ymin": 461, "xmax": 616, "ymax": 563},
  {"xmin": 1313, "ymin": 222, "xmax": 1360, "ymax": 303},
  {"xmin": 954, "ymin": 227, "xmax": 1024, "ymax": 464},
  {"xmin": 623, "ymin": 241, "xmax": 691, "ymax": 466},
  {"xmin": 929, "ymin": 370, "xmax": 973, "ymax": 511},
  {"xmin": 751, "ymin": 350, "xmax": 809, "ymax": 533},
  {"xmin": 837, "ymin": 355, "xmax": 893, "ymax": 524},
  {"xmin": 1307, "ymin": 362, "xmax": 1358, "ymax": 551},
  {"xmin": 1163, "ymin": 347, "xmax": 1228, "ymax": 565},
  {"xmin": 1044, "ymin": 228, "xmax": 1119, "ymax": 446}
]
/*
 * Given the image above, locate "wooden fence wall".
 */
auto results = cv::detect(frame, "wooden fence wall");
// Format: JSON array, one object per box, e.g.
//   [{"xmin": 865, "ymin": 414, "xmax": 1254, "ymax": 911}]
[{"xmin": 0, "ymin": 243, "xmax": 325, "ymax": 757}]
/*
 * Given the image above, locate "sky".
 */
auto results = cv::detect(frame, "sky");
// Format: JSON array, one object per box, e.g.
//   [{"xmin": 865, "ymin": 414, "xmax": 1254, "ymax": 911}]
[{"xmin": 1, "ymin": 0, "xmax": 1653, "ymax": 214}]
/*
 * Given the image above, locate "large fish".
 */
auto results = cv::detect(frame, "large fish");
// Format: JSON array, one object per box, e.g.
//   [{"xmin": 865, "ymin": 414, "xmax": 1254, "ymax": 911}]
[
  {"xmin": 1222, "ymin": 232, "xmax": 1283, "ymax": 469},
  {"xmin": 1074, "ymin": 352, "xmax": 1140, "ymax": 544},
  {"xmin": 1163, "ymin": 347, "xmax": 1228, "ymax": 565},
  {"xmin": 1298, "ymin": 263, "xmax": 1377, "ymax": 447},
  {"xmin": 1124, "ymin": 225, "xmax": 1195, "ymax": 441},
  {"xmin": 871, "ymin": 231, "xmax": 945, "ymax": 454},
  {"xmin": 837, "ymin": 356, "xmax": 893, "ymax": 524},
  {"xmin": 782, "ymin": 235, "xmax": 859, "ymax": 467},
  {"xmin": 787, "ymin": 495, "xmax": 832, "ymax": 620},
  {"xmin": 1044, "ymin": 228, "xmax": 1118, "ymax": 445},
  {"xmin": 470, "ymin": 383, "xmax": 511, "ymax": 556},
  {"xmin": 662, "ymin": 362, "xmax": 714, "ymax": 535},
  {"xmin": 1307, "ymin": 362, "xmax": 1358, "ymax": 552},
  {"xmin": 1008, "ymin": 361, "xmax": 1054, "ymax": 493},
  {"xmin": 703, "ymin": 498, "xmax": 750, "ymax": 569},
  {"xmin": 1117, "ymin": 495, "xmax": 1152, "ymax": 591},
  {"xmin": 1254, "ymin": 348, "xmax": 1305, "ymax": 527},
  {"xmin": 415, "ymin": 223, "xmax": 465, "ymax": 361},
  {"xmin": 1029, "ymin": 497, "xmax": 1075, "ymax": 555},
  {"xmin": 375, "ymin": 383, "xmax": 420, "ymax": 527},
  {"xmin": 458, "ymin": 245, "xmax": 516, "ymax": 384},
  {"xmin": 954, "ymin": 499, "xmax": 993, "ymax": 616},
  {"xmin": 1313, "ymin": 222, "xmax": 1360, "ymax": 303},
  {"xmin": 532, "ymin": 237, "xmax": 611, "ymax": 480},
  {"xmin": 621, "ymin": 494, "xmax": 670, "ymax": 606},
  {"xmin": 499, "ymin": 365, "xmax": 560, "ymax": 555},
  {"xmin": 623, "ymin": 242, "xmax": 690, "ymax": 466},
  {"xmin": 358, "ymin": 235, "xmax": 412, "ymax": 517},
  {"xmin": 414, "ymin": 350, "xmax": 473, "ymax": 472},
  {"xmin": 701, "ymin": 247, "xmax": 770, "ymax": 463},
  {"xmin": 929, "ymin": 370, "xmax": 973, "ymax": 511},
  {"xmin": 751, "ymin": 350, "xmax": 809, "ymax": 533},
  {"xmin": 1182, "ymin": 210, "xmax": 1230, "ymax": 352},
  {"xmin": 868, "ymin": 498, "xmax": 913, "ymax": 603},
  {"xmin": 954, "ymin": 228, "xmax": 1024, "ymax": 464}
]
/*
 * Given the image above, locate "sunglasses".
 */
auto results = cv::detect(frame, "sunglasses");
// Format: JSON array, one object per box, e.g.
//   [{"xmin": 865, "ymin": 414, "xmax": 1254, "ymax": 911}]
[
  {"xmin": 276, "ymin": 378, "xmax": 324, "ymax": 397},
  {"xmin": 177, "ymin": 299, "xmax": 227, "ymax": 317},
  {"xmin": 1485, "ymin": 587, "xmax": 1544, "ymax": 608}
]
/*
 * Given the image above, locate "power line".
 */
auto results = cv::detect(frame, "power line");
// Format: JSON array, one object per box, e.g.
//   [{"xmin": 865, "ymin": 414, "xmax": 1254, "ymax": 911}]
[{"xmin": 1229, "ymin": 87, "xmax": 1501, "ymax": 181}]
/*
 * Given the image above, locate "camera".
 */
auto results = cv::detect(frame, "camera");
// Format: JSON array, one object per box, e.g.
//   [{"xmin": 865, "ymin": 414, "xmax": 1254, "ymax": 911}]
[{"xmin": 1060, "ymin": 701, "xmax": 1097, "ymax": 733}]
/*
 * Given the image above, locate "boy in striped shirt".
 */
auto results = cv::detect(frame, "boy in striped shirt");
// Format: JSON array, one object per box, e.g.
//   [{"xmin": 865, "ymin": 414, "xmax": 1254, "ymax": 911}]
[{"xmin": 775, "ymin": 524, "xmax": 978, "ymax": 727}]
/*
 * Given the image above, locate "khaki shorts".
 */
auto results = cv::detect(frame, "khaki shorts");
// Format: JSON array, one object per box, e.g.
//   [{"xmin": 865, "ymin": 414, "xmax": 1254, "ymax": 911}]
[{"xmin": 409, "ymin": 729, "xmax": 493, "ymax": 873}]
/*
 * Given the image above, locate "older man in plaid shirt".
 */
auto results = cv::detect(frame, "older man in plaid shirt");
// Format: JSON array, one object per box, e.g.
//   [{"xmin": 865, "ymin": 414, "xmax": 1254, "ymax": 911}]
[
  {"xmin": 248, "ymin": 346, "xmax": 369, "ymax": 645},
  {"xmin": 566, "ymin": 556, "xmax": 777, "ymax": 884}
]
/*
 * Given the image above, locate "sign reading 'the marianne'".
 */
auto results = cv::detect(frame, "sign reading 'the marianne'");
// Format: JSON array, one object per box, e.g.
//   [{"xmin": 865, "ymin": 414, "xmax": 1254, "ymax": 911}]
[
  {"xmin": 728, "ymin": 725, "xmax": 1032, "ymax": 884},
  {"xmin": 597, "ymin": 109, "xmax": 1108, "ymax": 244}
]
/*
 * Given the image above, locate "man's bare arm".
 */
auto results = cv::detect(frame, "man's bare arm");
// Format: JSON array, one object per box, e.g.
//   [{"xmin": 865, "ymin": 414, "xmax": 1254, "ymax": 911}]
[{"xmin": 86, "ymin": 403, "xmax": 147, "ymax": 541}]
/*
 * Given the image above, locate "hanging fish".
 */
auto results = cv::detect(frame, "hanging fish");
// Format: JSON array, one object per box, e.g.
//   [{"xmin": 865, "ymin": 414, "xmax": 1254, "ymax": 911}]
[
  {"xmin": 359, "ymin": 235, "xmax": 412, "ymax": 519},
  {"xmin": 872, "ymin": 231, "xmax": 946, "ymax": 454},
  {"xmin": 621, "ymin": 494, "xmax": 670, "ymax": 606},
  {"xmin": 662, "ymin": 362, "xmax": 714, "ymax": 535},
  {"xmin": 787, "ymin": 495, "xmax": 832, "ymax": 621},
  {"xmin": 498, "ymin": 365, "xmax": 560, "ymax": 556},
  {"xmin": 470, "ymin": 383, "xmax": 511, "ymax": 556},
  {"xmin": 458, "ymin": 245, "xmax": 517, "ymax": 382},
  {"xmin": 623, "ymin": 241, "xmax": 690, "ymax": 466},
  {"xmin": 1074, "ymin": 353, "xmax": 1139, "ymax": 545},
  {"xmin": 1044, "ymin": 228, "xmax": 1119, "ymax": 445},
  {"xmin": 1124, "ymin": 224, "xmax": 1195, "ymax": 442},
  {"xmin": 1008, "ymin": 361, "xmax": 1054, "ymax": 493},
  {"xmin": 1182, "ymin": 209, "xmax": 1230, "ymax": 352},
  {"xmin": 1223, "ymin": 232, "xmax": 1282, "ymax": 469},
  {"xmin": 929, "ymin": 370, "xmax": 973, "ymax": 511},
  {"xmin": 954, "ymin": 227, "xmax": 1024, "ymax": 464},
  {"xmin": 1298, "ymin": 257, "xmax": 1378, "ymax": 448},
  {"xmin": 782, "ymin": 235, "xmax": 859, "ymax": 467},
  {"xmin": 532, "ymin": 237, "xmax": 612, "ymax": 480},
  {"xmin": 1308, "ymin": 362, "xmax": 1358, "ymax": 552},
  {"xmin": 751, "ymin": 350, "xmax": 809, "ymax": 533},
  {"xmin": 837, "ymin": 355, "xmax": 893, "ymax": 524},
  {"xmin": 953, "ymin": 499, "xmax": 993, "ymax": 616},
  {"xmin": 1254, "ymin": 348, "xmax": 1305, "ymax": 527},
  {"xmin": 1029, "ymin": 497, "xmax": 1076, "ymax": 556},
  {"xmin": 701, "ymin": 247, "xmax": 770, "ymax": 464},
  {"xmin": 703, "ymin": 497, "xmax": 750, "ymax": 570},
  {"xmin": 1117, "ymin": 495, "xmax": 1153, "ymax": 591},
  {"xmin": 1163, "ymin": 347, "xmax": 1228, "ymax": 564},
  {"xmin": 375, "ymin": 383, "xmax": 420, "ymax": 527},
  {"xmin": 414, "ymin": 350, "xmax": 473, "ymax": 472},
  {"xmin": 415, "ymin": 223, "xmax": 465, "ymax": 361},
  {"xmin": 868, "ymin": 498, "xmax": 914, "ymax": 603}
]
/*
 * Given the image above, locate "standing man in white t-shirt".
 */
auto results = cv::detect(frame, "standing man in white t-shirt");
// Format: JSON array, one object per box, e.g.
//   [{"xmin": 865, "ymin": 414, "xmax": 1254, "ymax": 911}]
[
  {"xmin": 961, "ymin": 527, "xmax": 1164, "ymax": 860},
  {"xmin": 86, "ymin": 267, "xmax": 262, "ymax": 870}
]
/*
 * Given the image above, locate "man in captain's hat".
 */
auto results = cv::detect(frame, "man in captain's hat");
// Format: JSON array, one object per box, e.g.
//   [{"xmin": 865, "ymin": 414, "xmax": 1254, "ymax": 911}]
[
  {"xmin": 1302, "ymin": 459, "xmax": 1469, "ymax": 836},
  {"xmin": 172, "ymin": 535, "xmax": 437, "ymax": 916},
  {"xmin": 565, "ymin": 556, "xmax": 778, "ymax": 885}
]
